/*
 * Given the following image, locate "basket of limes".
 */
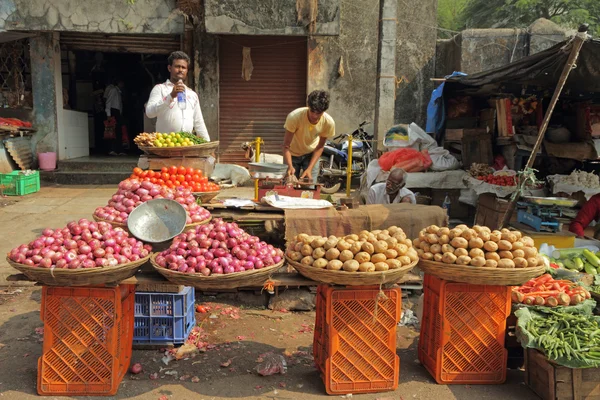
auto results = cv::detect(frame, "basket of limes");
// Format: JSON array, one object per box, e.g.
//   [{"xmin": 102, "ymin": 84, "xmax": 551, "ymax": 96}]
[{"xmin": 135, "ymin": 132, "xmax": 219, "ymax": 157}]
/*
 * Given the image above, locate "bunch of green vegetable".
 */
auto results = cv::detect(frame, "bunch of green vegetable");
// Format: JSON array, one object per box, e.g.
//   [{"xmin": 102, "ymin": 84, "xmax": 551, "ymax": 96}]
[
  {"xmin": 551, "ymin": 248, "xmax": 600, "ymax": 275},
  {"xmin": 176, "ymin": 132, "xmax": 207, "ymax": 145},
  {"xmin": 517, "ymin": 307, "xmax": 600, "ymax": 367}
]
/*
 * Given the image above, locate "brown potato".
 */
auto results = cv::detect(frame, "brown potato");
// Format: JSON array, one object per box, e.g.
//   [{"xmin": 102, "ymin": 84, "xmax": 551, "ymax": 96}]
[
  {"xmin": 418, "ymin": 230, "xmax": 427, "ymax": 242},
  {"xmin": 301, "ymin": 256, "xmax": 315, "ymax": 266},
  {"xmin": 450, "ymin": 237, "xmax": 469, "ymax": 249},
  {"xmin": 422, "ymin": 252, "xmax": 434, "ymax": 260},
  {"xmin": 513, "ymin": 257, "xmax": 528, "ymax": 268},
  {"xmin": 426, "ymin": 234, "xmax": 439, "ymax": 244},
  {"xmin": 512, "ymin": 249, "xmax": 525, "ymax": 259},
  {"xmin": 469, "ymin": 237, "xmax": 484, "ymax": 249},
  {"xmin": 456, "ymin": 255, "xmax": 472, "ymax": 265},
  {"xmin": 345, "ymin": 234, "xmax": 359, "ymax": 242},
  {"xmin": 395, "ymin": 244, "xmax": 409, "ymax": 256},
  {"xmin": 354, "ymin": 252, "xmax": 371, "ymax": 263},
  {"xmin": 402, "ymin": 238, "xmax": 412, "ymax": 247},
  {"xmin": 371, "ymin": 253, "xmax": 387, "ymax": 263},
  {"xmin": 358, "ymin": 262, "xmax": 376, "ymax": 272},
  {"xmin": 455, "ymin": 224, "xmax": 469, "ymax": 231},
  {"xmin": 387, "ymin": 225, "xmax": 399, "ymax": 234},
  {"xmin": 483, "ymin": 241, "xmax": 499, "ymax": 252},
  {"xmin": 325, "ymin": 248, "xmax": 341, "ymax": 261},
  {"xmin": 367, "ymin": 235, "xmax": 378, "ymax": 244},
  {"xmin": 497, "ymin": 259, "xmax": 516, "ymax": 269},
  {"xmin": 438, "ymin": 234, "xmax": 450, "ymax": 245},
  {"xmin": 497, "ymin": 240, "xmax": 513, "ymax": 251},
  {"xmin": 385, "ymin": 237, "xmax": 399, "ymax": 248},
  {"xmin": 417, "ymin": 249, "xmax": 425, "ymax": 257},
  {"xmin": 485, "ymin": 259, "xmax": 498, "ymax": 268},
  {"xmin": 362, "ymin": 242, "xmax": 375, "ymax": 254},
  {"xmin": 374, "ymin": 262, "xmax": 389, "ymax": 271},
  {"xmin": 427, "ymin": 225, "xmax": 441, "ymax": 234},
  {"xmin": 311, "ymin": 237, "xmax": 327, "ymax": 249},
  {"xmin": 339, "ymin": 250, "xmax": 354, "ymax": 262},
  {"xmin": 512, "ymin": 241, "xmax": 525, "ymax": 251},
  {"xmin": 349, "ymin": 241, "xmax": 363, "ymax": 255},
  {"xmin": 429, "ymin": 244, "xmax": 442, "ymax": 255},
  {"xmin": 289, "ymin": 251, "xmax": 303, "ymax": 261},
  {"xmin": 294, "ymin": 242, "xmax": 304, "ymax": 252},
  {"xmin": 342, "ymin": 260, "xmax": 360, "ymax": 272},
  {"xmin": 439, "ymin": 227, "xmax": 451, "ymax": 236},
  {"xmin": 478, "ymin": 231, "xmax": 491, "ymax": 242},
  {"xmin": 406, "ymin": 249, "xmax": 419, "ymax": 262},
  {"xmin": 454, "ymin": 248, "xmax": 469, "ymax": 257},
  {"xmin": 434, "ymin": 253, "xmax": 444, "ymax": 262},
  {"xmin": 469, "ymin": 248, "xmax": 485, "ymax": 258},
  {"xmin": 327, "ymin": 259, "xmax": 343, "ymax": 270},
  {"xmin": 449, "ymin": 228, "xmax": 463, "ymax": 239},
  {"xmin": 499, "ymin": 250, "xmax": 514, "ymax": 260},
  {"xmin": 470, "ymin": 256, "xmax": 486, "ymax": 267},
  {"xmin": 385, "ymin": 249, "xmax": 399, "ymax": 259},
  {"xmin": 312, "ymin": 247, "xmax": 326, "ymax": 259},
  {"xmin": 489, "ymin": 231, "xmax": 502, "ymax": 242},
  {"xmin": 420, "ymin": 242, "xmax": 431, "ymax": 253},
  {"xmin": 385, "ymin": 259, "xmax": 402, "ymax": 269},
  {"xmin": 324, "ymin": 238, "xmax": 339, "ymax": 250},
  {"xmin": 500, "ymin": 228, "xmax": 511, "ymax": 234},
  {"xmin": 513, "ymin": 231, "xmax": 523, "ymax": 240},
  {"xmin": 412, "ymin": 238, "xmax": 421, "ymax": 248},
  {"xmin": 398, "ymin": 255, "xmax": 412, "ymax": 265},
  {"xmin": 501, "ymin": 232, "xmax": 517, "ymax": 243},
  {"xmin": 313, "ymin": 258, "xmax": 328, "ymax": 269},
  {"xmin": 337, "ymin": 240, "xmax": 352, "ymax": 251},
  {"xmin": 523, "ymin": 247, "xmax": 538, "ymax": 258},
  {"xmin": 377, "ymin": 233, "xmax": 390, "ymax": 241},
  {"xmin": 441, "ymin": 244, "xmax": 455, "ymax": 254},
  {"xmin": 297, "ymin": 233, "xmax": 310, "ymax": 244},
  {"xmin": 374, "ymin": 240, "xmax": 389, "ymax": 253},
  {"xmin": 461, "ymin": 229, "xmax": 477, "ymax": 241},
  {"xmin": 527, "ymin": 257, "xmax": 539, "ymax": 268},
  {"xmin": 301, "ymin": 244, "xmax": 314, "ymax": 256},
  {"xmin": 521, "ymin": 236, "xmax": 535, "ymax": 247},
  {"xmin": 442, "ymin": 252, "xmax": 457, "ymax": 264},
  {"xmin": 485, "ymin": 252, "xmax": 501, "ymax": 261}
]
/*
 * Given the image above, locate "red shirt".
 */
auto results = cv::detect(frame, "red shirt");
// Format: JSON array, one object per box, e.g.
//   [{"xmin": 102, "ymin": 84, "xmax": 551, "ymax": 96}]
[{"xmin": 570, "ymin": 193, "xmax": 600, "ymax": 237}]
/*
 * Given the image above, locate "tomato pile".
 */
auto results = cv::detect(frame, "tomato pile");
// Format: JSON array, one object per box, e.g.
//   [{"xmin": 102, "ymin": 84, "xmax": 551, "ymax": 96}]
[
  {"xmin": 130, "ymin": 166, "xmax": 219, "ymax": 192},
  {"xmin": 477, "ymin": 174, "xmax": 516, "ymax": 186}
]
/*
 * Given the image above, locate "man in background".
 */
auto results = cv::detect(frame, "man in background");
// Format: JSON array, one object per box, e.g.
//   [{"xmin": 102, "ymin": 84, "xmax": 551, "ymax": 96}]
[
  {"xmin": 104, "ymin": 78, "xmax": 125, "ymax": 156},
  {"xmin": 145, "ymin": 51, "xmax": 210, "ymax": 141},
  {"xmin": 367, "ymin": 168, "xmax": 416, "ymax": 205}
]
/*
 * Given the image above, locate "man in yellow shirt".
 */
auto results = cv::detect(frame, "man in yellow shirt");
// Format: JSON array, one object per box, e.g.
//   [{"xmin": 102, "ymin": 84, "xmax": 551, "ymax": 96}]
[{"xmin": 283, "ymin": 90, "xmax": 335, "ymax": 183}]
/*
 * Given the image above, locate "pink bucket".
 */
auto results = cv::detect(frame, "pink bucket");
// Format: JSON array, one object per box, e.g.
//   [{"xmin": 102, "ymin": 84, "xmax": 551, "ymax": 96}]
[{"xmin": 38, "ymin": 152, "xmax": 57, "ymax": 171}]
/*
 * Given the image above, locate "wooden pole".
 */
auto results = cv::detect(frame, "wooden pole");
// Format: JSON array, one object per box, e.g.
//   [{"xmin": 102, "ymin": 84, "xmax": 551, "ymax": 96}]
[{"xmin": 499, "ymin": 28, "xmax": 588, "ymax": 229}]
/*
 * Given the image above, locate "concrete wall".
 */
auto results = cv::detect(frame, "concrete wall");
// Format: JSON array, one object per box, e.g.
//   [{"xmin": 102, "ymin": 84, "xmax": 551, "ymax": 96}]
[
  {"xmin": 436, "ymin": 19, "xmax": 568, "ymax": 77},
  {"xmin": 1, "ymin": 0, "xmax": 183, "ymax": 34},
  {"xmin": 194, "ymin": 31, "xmax": 220, "ymax": 141},
  {"xmin": 204, "ymin": 0, "xmax": 340, "ymax": 36}
]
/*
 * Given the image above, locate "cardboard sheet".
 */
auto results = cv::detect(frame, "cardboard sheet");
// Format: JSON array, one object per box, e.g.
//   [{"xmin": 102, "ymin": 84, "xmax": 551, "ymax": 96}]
[{"xmin": 285, "ymin": 204, "xmax": 447, "ymax": 240}]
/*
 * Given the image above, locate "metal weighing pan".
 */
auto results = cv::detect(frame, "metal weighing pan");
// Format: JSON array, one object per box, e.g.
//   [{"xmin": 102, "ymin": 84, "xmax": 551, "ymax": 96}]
[
  {"xmin": 523, "ymin": 196, "xmax": 579, "ymax": 208},
  {"xmin": 127, "ymin": 199, "xmax": 187, "ymax": 243}
]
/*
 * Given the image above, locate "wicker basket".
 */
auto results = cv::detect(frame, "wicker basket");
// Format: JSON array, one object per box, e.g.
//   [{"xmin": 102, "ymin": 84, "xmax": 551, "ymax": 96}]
[
  {"xmin": 7, "ymin": 255, "xmax": 150, "ymax": 286},
  {"xmin": 93, "ymin": 214, "xmax": 211, "ymax": 233},
  {"xmin": 417, "ymin": 259, "xmax": 546, "ymax": 286},
  {"xmin": 150, "ymin": 253, "xmax": 284, "ymax": 289},
  {"xmin": 138, "ymin": 141, "xmax": 219, "ymax": 157},
  {"xmin": 286, "ymin": 256, "xmax": 417, "ymax": 286},
  {"xmin": 193, "ymin": 191, "xmax": 220, "ymax": 204}
]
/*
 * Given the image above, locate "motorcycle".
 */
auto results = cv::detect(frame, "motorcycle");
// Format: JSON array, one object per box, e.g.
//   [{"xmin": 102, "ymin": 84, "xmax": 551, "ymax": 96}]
[{"xmin": 318, "ymin": 121, "xmax": 374, "ymax": 194}]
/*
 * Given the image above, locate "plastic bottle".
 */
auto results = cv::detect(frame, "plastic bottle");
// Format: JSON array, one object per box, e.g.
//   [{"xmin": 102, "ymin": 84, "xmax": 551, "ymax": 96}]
[
  {"xmin": 442, "ymin": 192, "xmax": 451, "ymax": 215},
  {"xmin": 177, "ymin": 91, "xmax": 186, "ymax": 110}
]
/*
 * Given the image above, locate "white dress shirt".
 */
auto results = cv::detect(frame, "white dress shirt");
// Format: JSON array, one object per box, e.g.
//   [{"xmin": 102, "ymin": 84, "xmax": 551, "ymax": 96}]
[
  {"xmin": 367, "ymin": 183, "xmax": 416, "ymax": 205},
  {"xmin": 104, "ymin": 84, "xmax": 122, "ymax": 117},
  {"xmin": 145, "ymin": 80, "xmax": 210, "ymax": 141}
]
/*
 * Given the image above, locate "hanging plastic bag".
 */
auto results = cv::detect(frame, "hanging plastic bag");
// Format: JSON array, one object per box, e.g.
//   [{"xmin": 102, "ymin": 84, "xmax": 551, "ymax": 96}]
[{"xmin": 103, "ymin": 117, "xmax": 116, "ymax": 140}]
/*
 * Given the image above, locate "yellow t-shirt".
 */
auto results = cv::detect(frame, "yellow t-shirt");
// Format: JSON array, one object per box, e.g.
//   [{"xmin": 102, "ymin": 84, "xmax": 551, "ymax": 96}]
[{"xmin": 284, "ymin": 107, "xmax": 335, "ymax": 157}]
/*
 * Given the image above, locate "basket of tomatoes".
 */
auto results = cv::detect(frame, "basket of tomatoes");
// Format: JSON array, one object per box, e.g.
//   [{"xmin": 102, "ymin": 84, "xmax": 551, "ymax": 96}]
[{"xmin": 130, "ymin": 166, "xmax": 220, "ymax": 194}]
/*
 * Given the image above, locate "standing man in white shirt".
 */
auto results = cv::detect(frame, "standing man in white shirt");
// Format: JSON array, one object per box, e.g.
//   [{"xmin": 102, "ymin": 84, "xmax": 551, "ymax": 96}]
[
  {"xmin": 145, "ymin": 51, "xmax": 210, "ymax": 141},
  {"xmin": 367, "ymin": 168, "xmax": 416, "ymax": 205},
  {"xmin": 104, "ymin": 78, "xmax": 126, "ymax": 156}
]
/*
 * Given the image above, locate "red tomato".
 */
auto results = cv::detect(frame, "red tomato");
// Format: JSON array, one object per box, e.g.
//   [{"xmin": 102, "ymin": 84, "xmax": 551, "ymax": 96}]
[
  {"xmin": 177, "ymin": 166, "xmax": 186, "ymax": 175},
  {"xmin": 174, "ymin": 180, "xmax": 181, "ymax": 186},
  {"xmin": 184, "ymin": 174, "xmax": 193, "ymax": 182},
  {"xmin": 196, "ymin": 305, "xmax": 207, "ymax": 313},
  {"xmin": 161, "ymin": 167, "xmax": 168, "ymax": 174},
  {"xmin": 177, "ymin": 174, "xmax": 185, "ymax": 182},
  {"xmin": 191, "ymin": 174, "xmax": 201, "ymax": 182},
  {"xmin": 150, "ymin": 177, "xmax": 157, "ymax": 183},
  {"xmin": 157, "ymin": 179, "xmax": 165, "ymax": 185},
  {"xmin": 168, "ymin": 166, "xmax": 178, "ymax": 175},
  {"xmin": 186, "ymin": 167, "xmax": 195, "ymax": 176},
  {"xmin": 133, "ymin": 167, "xmax": 143, "ymax": 176},
  {"xmin": 162, "ymin": 172, "xmax": 170, "ymax": 181}
]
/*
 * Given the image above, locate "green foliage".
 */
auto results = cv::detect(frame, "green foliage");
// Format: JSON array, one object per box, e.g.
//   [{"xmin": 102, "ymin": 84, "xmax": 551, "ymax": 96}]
[{"xmin": 437, "ymin": 0, "xmax": 600, "ymax": 37}]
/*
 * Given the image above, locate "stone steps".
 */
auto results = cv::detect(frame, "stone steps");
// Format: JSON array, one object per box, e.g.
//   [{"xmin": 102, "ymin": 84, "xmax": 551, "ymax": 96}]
[{"xmin": 41, "ymin": 156, "xmax": 139, "ymax": 185}]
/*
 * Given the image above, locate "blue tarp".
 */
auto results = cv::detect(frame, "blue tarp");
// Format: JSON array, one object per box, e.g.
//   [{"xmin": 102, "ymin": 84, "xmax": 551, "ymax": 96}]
[{"xmin": 426, "ymin": 71, "xmax": 467, "ymax": 142}]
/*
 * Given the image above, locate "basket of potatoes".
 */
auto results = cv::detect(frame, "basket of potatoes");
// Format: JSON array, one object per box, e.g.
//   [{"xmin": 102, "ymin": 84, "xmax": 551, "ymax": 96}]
[
  {"xmin": 285, "ymin": 226, "xmax": 418, "ymax": 286},
  {"xmin": 415, "ymin": 224, "xmax": 547, "ymax": 285}
]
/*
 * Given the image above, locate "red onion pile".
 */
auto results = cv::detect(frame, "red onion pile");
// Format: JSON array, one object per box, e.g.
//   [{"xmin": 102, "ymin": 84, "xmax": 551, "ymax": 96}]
[
  {"xmin": 155, "ymin": 218, "xmax": 284, "ymax": 275},
  {"xmin": 93, "ymin": 179, "xmax": 211, "ymax": 225},
  {"xmin": 8, "ymin": 219, "xmax": 151, "ymax": 269}
]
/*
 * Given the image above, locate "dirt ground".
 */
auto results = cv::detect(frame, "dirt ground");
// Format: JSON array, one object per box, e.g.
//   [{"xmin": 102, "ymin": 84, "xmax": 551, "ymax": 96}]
[{"xmin": 0, "ymin": 287, "xmax": 539, "ymax": 400}]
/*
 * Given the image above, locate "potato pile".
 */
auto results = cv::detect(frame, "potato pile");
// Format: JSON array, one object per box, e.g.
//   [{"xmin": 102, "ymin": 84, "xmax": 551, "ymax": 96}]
[
  {"xmin": 286, "ymin": 226, "xmax": 417, "ymax": 272},
  {"xmin": 415, "ymin": 224, "xmax": 544, "ymax": 269}
]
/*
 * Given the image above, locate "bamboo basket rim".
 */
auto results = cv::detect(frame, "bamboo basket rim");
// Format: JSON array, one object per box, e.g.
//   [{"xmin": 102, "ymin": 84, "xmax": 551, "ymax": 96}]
[
  {"xmin": 93, "ymin": 214, "xmax": 212, "ymax": 231},
  {"xmin": 150, "ymin": 253, "xmax": 284, "ymax": 289},
  {"xmin": 138, "ymin": 141, "xmax": 220, "ymax": 156},
  {"xmin": 7, "ymin": 254, "xmax": 150, "ymax": 286},
  {"xmin": 286, "ymin": 256, "xmax": 417, "ymax": 286},
  {"xmin": 138, "ymin": 141, "xmax": 219, "ymax": 151},
  {"xmin": 417, "ymin": 259, "xmax": 547, "ymax": 286}
]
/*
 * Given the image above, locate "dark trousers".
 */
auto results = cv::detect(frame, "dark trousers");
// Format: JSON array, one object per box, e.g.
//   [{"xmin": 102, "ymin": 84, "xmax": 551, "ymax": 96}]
[
  {"xmin": 110, "ymin": 108, "xmax": 123, "ymax": 153},
  {"xmin": 291, "ymin": 153, "xmax": 320, "ymax": 184}
]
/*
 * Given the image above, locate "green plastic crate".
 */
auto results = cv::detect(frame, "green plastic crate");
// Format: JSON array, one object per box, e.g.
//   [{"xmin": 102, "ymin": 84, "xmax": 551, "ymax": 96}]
[{"xmin": 0, "ymin": 170, "xmax": 40, "ymax": 196}]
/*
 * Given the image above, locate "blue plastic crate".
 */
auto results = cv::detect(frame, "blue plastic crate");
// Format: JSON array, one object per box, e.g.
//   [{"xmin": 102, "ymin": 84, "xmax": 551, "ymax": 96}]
[{"xmin": 133, "ymin": 286, "xmax": 196, "ymax": 345}]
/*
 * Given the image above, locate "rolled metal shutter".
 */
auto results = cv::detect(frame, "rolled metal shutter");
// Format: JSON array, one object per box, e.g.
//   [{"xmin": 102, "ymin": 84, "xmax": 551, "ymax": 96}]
[
  {"xmin": 60, "ymin": 33, "xmax": 181, "ymax": 54},
  {"xmin": 218, "ymin": 36, "xmax": 307, "ymax": 165}
]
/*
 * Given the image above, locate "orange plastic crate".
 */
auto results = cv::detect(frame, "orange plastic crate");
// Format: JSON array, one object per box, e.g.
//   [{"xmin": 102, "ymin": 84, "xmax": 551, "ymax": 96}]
[
  {"xmin": 37, "ymin": 285, "xmax": 135, "ymax": 396},
  {"xmin": 418, "ymin": 274, "xmax": 511, "ymax": 385},
  {"xmin": 314, "ymin": 285, "xmax": 401, "ymax": 395}
]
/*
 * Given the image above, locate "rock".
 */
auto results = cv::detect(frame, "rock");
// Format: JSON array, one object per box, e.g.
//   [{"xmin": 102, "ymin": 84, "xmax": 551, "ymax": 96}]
[
  {"xmin": 235, "ymin": 290, "xmax": 268, "ymax": 308},
  {"xmin": 268, "ymin": 288, "xmax": 315, "ymax": 311}
]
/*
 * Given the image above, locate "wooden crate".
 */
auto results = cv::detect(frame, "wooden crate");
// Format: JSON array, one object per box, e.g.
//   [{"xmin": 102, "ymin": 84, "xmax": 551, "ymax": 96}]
[
  {"xmin": 525, "ymin": 348, "xmax": 600, "ymax": 400},
  {"xmin": 461, "ymin": 131, "xmax": 493, "ymax": 167},
  {"xmin": 474, "ymin": 193, "xmax": 513, "ymax": 230}
]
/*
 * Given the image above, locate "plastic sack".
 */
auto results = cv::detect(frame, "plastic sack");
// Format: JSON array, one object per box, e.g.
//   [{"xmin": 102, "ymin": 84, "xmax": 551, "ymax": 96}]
[
  {"xmin": 378, "ymin": 148, "xmax": 432, "ymax": 172},
  {"xmin": 103, "ymin": 117, "xmax": 116, "ymax": 140},
  {"xmin": 256, "ymin": 352, "xmax": 287, "ymax": 376},
  {"xmin": 384, "ymin": 123, "xmax": 436, "ymax": 151},
  {"xmin": 429, "ymin": 146, "xmax": 460, "ymax": 171}
]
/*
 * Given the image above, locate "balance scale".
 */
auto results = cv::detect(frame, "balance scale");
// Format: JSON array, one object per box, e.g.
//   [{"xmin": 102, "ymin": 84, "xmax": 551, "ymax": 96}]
[
  {"xmin": 516, "ymin": 196, "xmax": 580, "ymax": 233},
  {"xmin": 257, "ymin": 177, "xmax": 322, "ymax": 200}
]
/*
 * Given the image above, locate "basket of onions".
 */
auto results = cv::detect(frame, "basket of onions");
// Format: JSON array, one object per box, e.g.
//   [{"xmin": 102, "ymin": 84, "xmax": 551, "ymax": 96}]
[
  {"xmin": 93, "ymin": 179, "xmax": 211, "ymax": 229},
  {"xmin": 7, "ymin": 219, "xmax": 151, "ymax": 286},
  {"xmin": 150, "ymin": 218, "xmax": 285, "ymax": 289}
]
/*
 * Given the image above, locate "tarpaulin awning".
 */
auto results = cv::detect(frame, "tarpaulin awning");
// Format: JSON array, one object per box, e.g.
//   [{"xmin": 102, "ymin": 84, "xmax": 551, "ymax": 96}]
[{"xmin": 445, "ymin": 38, "xmax": 600, "ymax": 94}]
